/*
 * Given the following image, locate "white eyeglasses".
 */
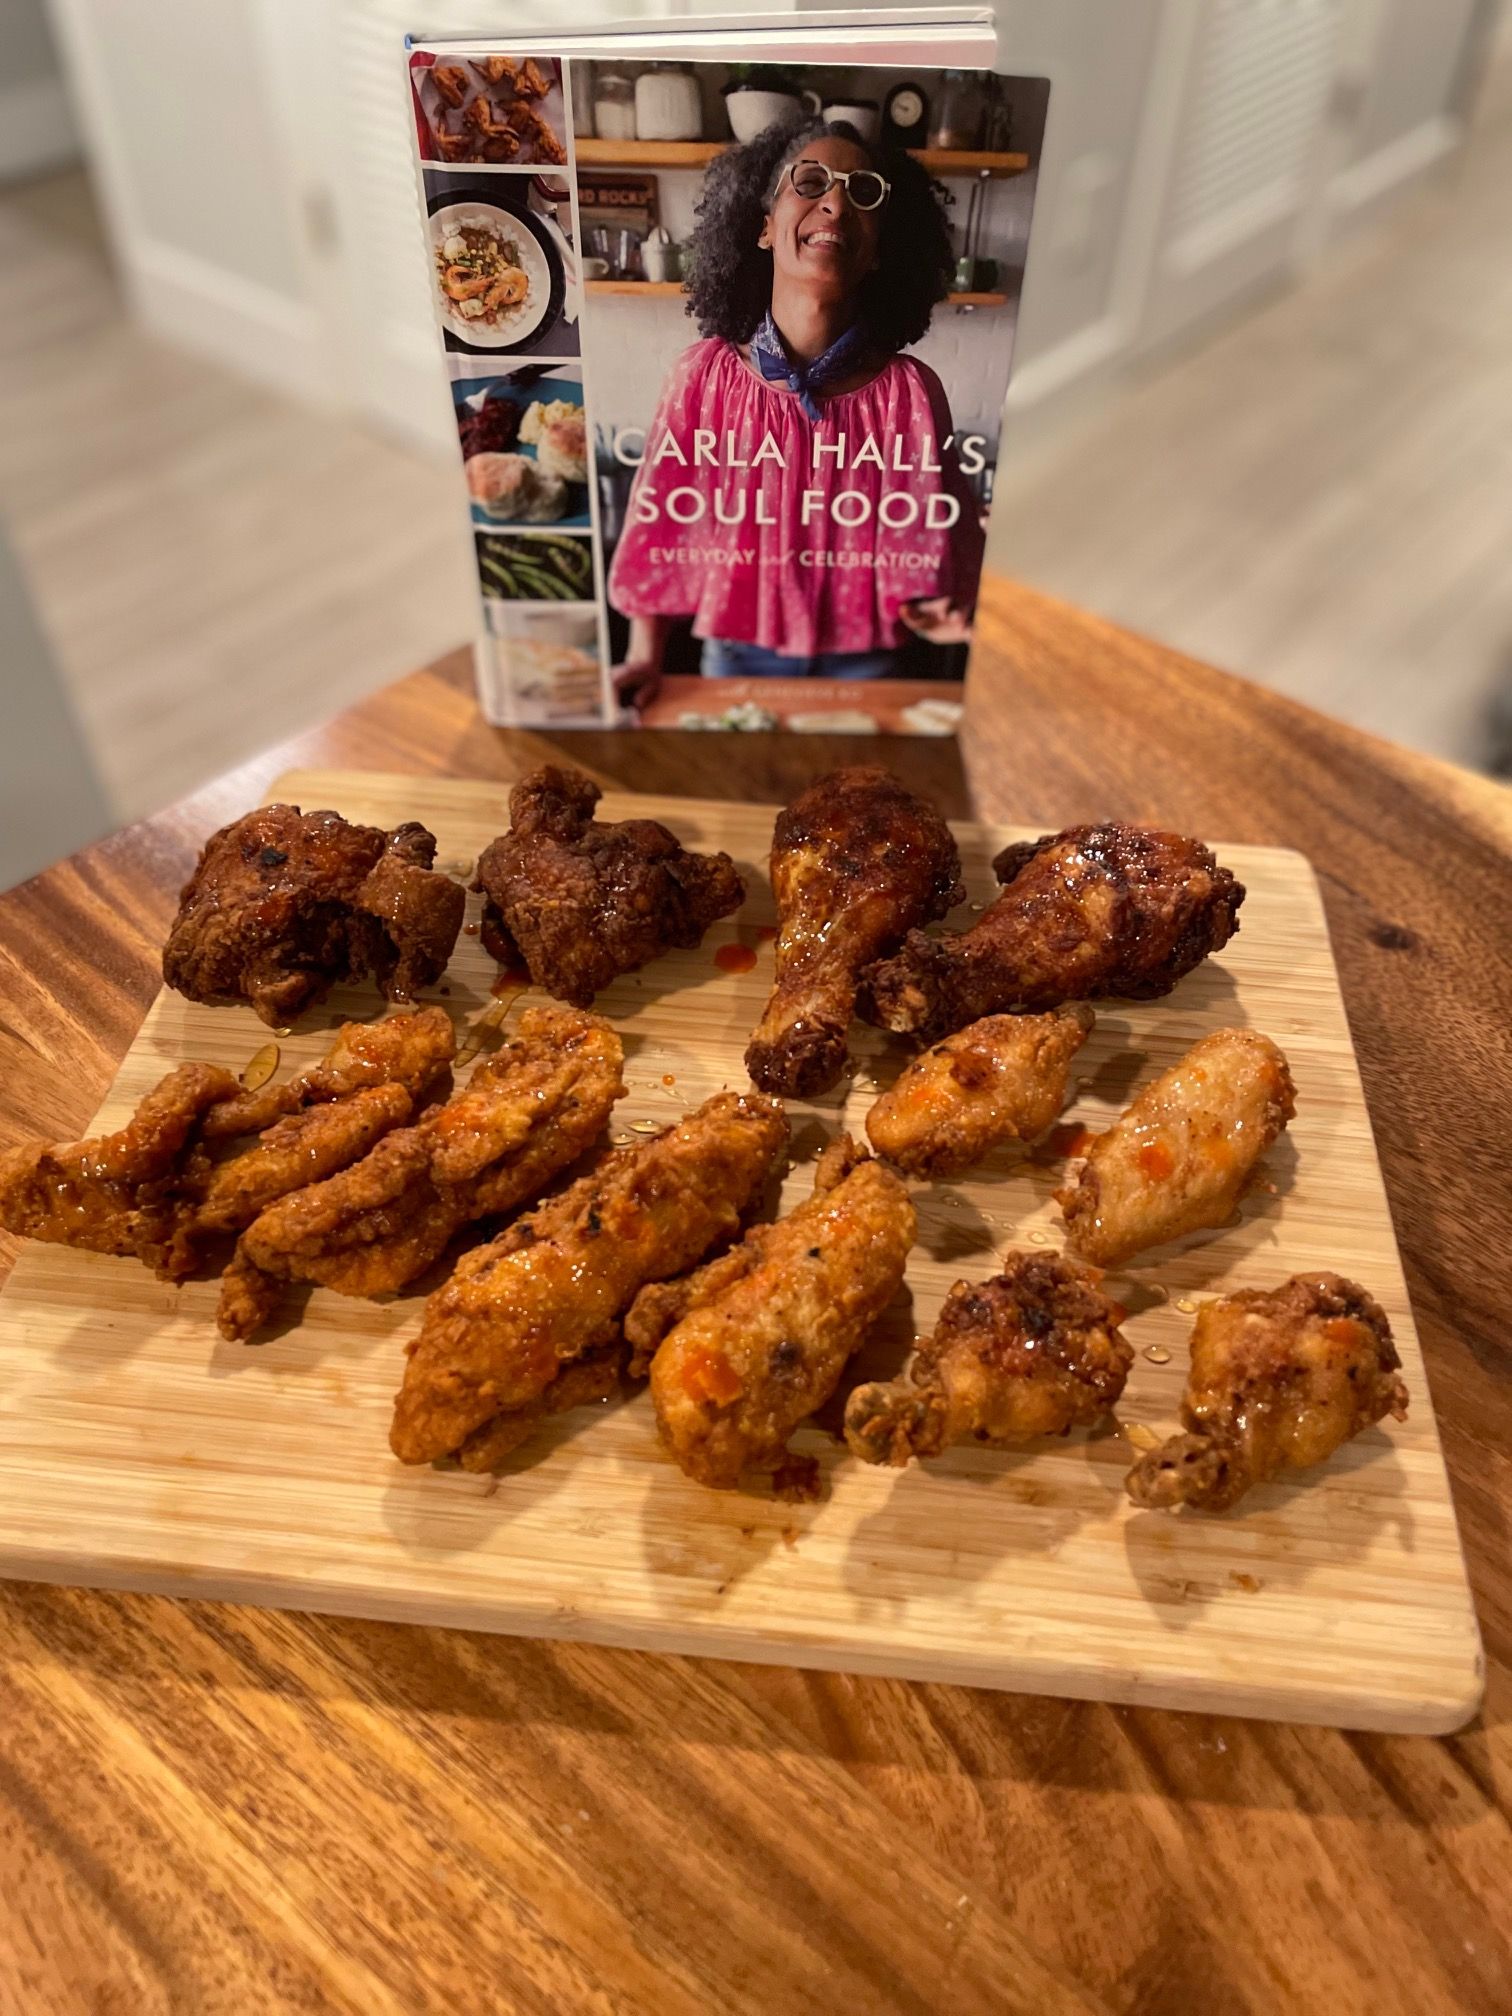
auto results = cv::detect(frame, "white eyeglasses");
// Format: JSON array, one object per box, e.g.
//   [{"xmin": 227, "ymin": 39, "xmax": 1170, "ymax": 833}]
[{"xmin": 776, "ymin": 159, "xmax": 891, "ymax": 211}]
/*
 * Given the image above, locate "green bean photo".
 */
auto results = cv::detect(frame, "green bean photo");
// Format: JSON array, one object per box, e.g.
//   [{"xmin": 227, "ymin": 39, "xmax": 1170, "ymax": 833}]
[{"xmin": 475, "ymin": 530, "xmax": 595, "ymax": 602}]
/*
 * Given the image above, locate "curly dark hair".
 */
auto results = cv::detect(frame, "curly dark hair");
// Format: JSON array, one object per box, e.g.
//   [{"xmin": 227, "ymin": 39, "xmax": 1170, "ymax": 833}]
[{"xmin": 684, "ymin": 115, "xmax": 954, "ymax": 355}]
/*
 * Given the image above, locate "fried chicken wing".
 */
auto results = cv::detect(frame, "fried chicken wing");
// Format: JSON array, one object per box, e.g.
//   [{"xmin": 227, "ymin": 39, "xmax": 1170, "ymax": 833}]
[
  {"xmin": 431, "ymin": 63, "xmax": 469, "ymax": 109},
  {"xmin": 863, "ymin": 823, "xmax": 1243, "ymax": 1043},
  {"xmin": 746, "ymin": 767, "xmax": 963, "ymax": 1098},
  {"xmin": 625, "ymin": 1135, "xmax": 915, "ymax": 1492},
  {"xmin": 866, "ymin": 1005, "xmax": 1094, "ymax": 1178},
  {"xmin": 163, "ymin": 806, "xmax": 465, "ymax": 1026},
  {"xmin": 845, "ymin": 1250, "xmax": 1133, "ymax": 1466},
  {"xmin": 473, "ymin": 766, "xmax": 745, "ymax": 1006},
  {"xmin": 390, "ymin": 1090, "xmax": 789, "ymax": 1468},
  {"xmin": 1126, "ymin": 1274, "xmax": 1408, "ymax": 1512},
  {"xmin": 1058, "ymin": 1028, "xmax": 1294, "ymax": 1267},
  {"xmin": 217, "ymin": 1006, "xmax": 625, "ymax": 1341}
]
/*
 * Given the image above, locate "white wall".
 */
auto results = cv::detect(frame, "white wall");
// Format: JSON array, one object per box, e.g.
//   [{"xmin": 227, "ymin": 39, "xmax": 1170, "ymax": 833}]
[{"xmin": 1, "ymin": 0, "xmax": 79, "ymax": 180}]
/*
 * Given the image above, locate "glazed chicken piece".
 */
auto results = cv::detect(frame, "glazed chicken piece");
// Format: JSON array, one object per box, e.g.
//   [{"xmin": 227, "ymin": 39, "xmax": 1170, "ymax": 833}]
[
  {"xmin": 1126, "ymin": 1274, "xmax": 1409, "ymax": 1512},
  {"xmin": 845, "ymin": 1250, "xmax": 1133, "ymax": 1466},
  {"xmin": 473, "ymin": 766, "xmax": 745, "ymax": 1006},
  {"xmin": 0, "ymin": 1010, "xmax": 453, "ymax": 1278},
  {"xmin": 469, "ymin": 54, "xmax": 515, "ymax": 86},
  {"xmin": 1058, "ymin": 1028, "xmax": 1295, "ymax": 1267},
  {"xmin": 746, "ymin": 767, "xmax": 963, "ymax": 1098},
  {"xmin": 866, "ymin": 1005, "xmax": 1094, "ymax": 1178},
  {"xmin": 625, "ymin": 1135, "xmax": 915, "ymax": 1494},
  {"xmin": 390, "ymin": 1091, "xmax": 789, "ymax": 1469},
  {"xmin": 863, "ymin": 823, "xmax": 1244, "ymax": 1044},
  {"xmin": 431, "ymin": 63, "xmax": 470, "ymax": 109},
  {"xmin": 217, "ymin": 1006, "xmax": 625, "ymax": 1341},
  {"xmin": 513, "ymin": 58, "xmax": 551, "ymax": 99},
  {"xmin": 503, "ymin": 100, "xmax": 567, "ymax": 164},
  {"xmin": 163, "ymin": 805, "xmax": 465, "ymax": 1027}
]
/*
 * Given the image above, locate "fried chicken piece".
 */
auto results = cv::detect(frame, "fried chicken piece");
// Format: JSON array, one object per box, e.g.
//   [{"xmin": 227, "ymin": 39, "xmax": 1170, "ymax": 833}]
[
  {"xmin": 866, "ymin": 1005, "xmax": 1094, "ymax": 1178},
  {"xmin": 845, "ymin": 1250, "xmax": 1133, "ymax": 1466},
  {"xmin": 217, "ymin": 1006, "xmax": 625, "ymax": 1341},
  {"xmin": 431, "ymin": 63, "xmax": 469, "ymax": 109},
  {"xmin": 863, "ymin": 823, "xmax": 1244, "ymax": 1043},
  {"xmin": 163, "ymin": 806, "xmax": 465, "ymax": 1027},
  {"xmin": 503, "ymin": 102, "xmax": 566, "ymax": 165},
  {"xmin": 390, "ymin": 1090, "xmax": 789, "ymax": 1468},
  {"xmin": 469, "ymin": 54, "xmax": 515, "ymax": 86},
  {"xmin": 1126, "ymin": 1274, "xmax": 1409, "ymax": 1512},
  {"xmin": 625, "ymin": 1135, "xmax": 915, "ymax": 1491},
  {"xmin": 473, "ymin": 766, "xmax": 745, "ymax": 1007},
  {"xmin": 1058, "ymin": 1028, "xmax": 1295, "ymax": 1267},
  {"xmin": 514, "ymin": 58, "xmax": 551, "ymax": 99},
  {"xmin": 0, "ymin": 1011, "xmax": 451, "ymax": 1279},
  {"xmin": 431, "ymin": 117, "xmax": 472, "ymax": 162},
  {"xmin": 746, "ymin": 766, "xmax": 963, "ymax": 1098}
]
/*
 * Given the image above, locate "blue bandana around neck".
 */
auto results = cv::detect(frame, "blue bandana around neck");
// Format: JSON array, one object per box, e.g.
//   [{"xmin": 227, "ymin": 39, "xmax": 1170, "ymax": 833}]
[{"xmin": 751, "ymin": 311, "xmax": 869, "ymax": 423}]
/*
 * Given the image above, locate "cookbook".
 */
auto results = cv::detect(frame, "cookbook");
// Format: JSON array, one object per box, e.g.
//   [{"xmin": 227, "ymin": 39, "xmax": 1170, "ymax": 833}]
[{"xmin": 406, "ymin": 10, "xmax": 1048, "ymax": 735}]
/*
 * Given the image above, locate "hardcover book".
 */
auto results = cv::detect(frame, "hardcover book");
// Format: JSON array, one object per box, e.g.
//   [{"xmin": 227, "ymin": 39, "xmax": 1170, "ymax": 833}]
[{"xmin": 406, "ymin": 10, "xmax": 1048, "ymax": 736}]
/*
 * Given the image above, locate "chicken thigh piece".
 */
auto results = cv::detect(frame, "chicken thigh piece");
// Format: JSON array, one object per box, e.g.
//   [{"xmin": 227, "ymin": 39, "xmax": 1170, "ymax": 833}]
[
  {"xmin": 625, "ymin": 1136, "xmax": 915, "ymax": 1492},
  {"xmin": 845, "ymin": 1251, "xmax": 1133, "ymax": 1466},
  {"xmin": 389, "ymin": 1091, "xmax": 789, "ymax": 1469},
  {"xmin": 1126, "ymin": 1274, "xmax": 1408, "ymax": 1512},
  {"xmin": 746, "ymin": 767, "xmax": 963, "ymax": 1098},
  {"xmin": 1058, "ymin": 1028, "xmax": 1295, "ymax": 1267},
  {"xmin": 863, "ymin": 823, "xmax": 1243, "ymax": 1043},
  {"xmin": 865, "ymin": 1005, "xmax": 1094, "ymax": 1178}
]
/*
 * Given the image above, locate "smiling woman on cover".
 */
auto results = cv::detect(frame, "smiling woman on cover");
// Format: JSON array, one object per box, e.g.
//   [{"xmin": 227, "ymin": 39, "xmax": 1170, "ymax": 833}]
[{"xmin": 609, "ymin": 117, "xmax": 984, "ymax": 698}]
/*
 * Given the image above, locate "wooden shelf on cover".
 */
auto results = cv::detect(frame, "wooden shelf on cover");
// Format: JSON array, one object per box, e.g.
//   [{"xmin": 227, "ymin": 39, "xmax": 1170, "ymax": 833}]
[
  {"xmin": 573, "ymin": 138, "xmax": 1029, "ymax": 177},
  {"xmin": 583, "ymin": 279, "xmax": 1008, "ymax": 307}
]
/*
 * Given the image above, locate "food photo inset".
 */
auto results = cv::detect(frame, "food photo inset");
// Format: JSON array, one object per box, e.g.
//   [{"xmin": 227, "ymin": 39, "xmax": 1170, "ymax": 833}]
[
  {"xmin": 411, "ymin": 51, "xmax": 568, "ymax": 167},
  {"xmin": 475, "ymin": 528, "xmax": 595, "ymax": 603},
  {"xmin": 426, "ymin": 173, "xmax": 580, "ymax": 356},
  {"xmin": 480, "ymin": 601, "xmax": 605, "ymax": 727},
  {"xmin": 452, "ymin": 363, "xmax": 590, "ymax": 528}
]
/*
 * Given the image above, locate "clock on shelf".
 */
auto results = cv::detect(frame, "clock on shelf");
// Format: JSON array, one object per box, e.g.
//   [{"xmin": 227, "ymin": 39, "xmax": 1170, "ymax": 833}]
[{"xmin": 883, "ymin": 80, "xmax": 929, "ymax": 149}]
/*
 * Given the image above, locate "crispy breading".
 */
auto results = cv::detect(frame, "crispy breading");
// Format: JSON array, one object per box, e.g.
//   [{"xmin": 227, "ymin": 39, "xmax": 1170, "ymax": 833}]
[
  {"xmin": 845, "ymin": 1250, "xmax": 1133, "ymax": 1466},
  {"xmin": 389, "ymin": 1090, "xmax": 789, "ymax": 1467},
  {"xmin": 1126, "ymin": 1274, "xmax": 1408, "ymax": 1512},
  {"xmin": 1058, "ymin": 1028, "xmax": 1294, "ymax": 1267}
]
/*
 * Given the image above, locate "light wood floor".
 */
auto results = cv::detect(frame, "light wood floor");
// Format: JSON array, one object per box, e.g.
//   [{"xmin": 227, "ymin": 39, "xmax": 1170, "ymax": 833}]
[{"xmin": 1, "ymin": 62, "xmax": 1509, "ymax": 828}]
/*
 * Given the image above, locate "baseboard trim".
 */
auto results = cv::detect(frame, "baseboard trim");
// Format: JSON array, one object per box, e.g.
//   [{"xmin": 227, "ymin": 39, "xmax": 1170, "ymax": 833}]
[
  {"xmin": 0, "ymin": 74, "xmax": 81, "ymax": 182},
  {"xmin": 124, "ymin": 241, "xmax": 325, "ymax": 404},
  {"xmin": 1328, "ymin": 116, "xmax": 1461, "ymax": 225}
]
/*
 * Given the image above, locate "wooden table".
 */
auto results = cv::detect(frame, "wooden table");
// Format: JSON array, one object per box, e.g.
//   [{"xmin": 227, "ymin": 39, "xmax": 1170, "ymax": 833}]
[{"xmin": 2, "ymin": 580, "xmax": 1508, "ymax": 2015}]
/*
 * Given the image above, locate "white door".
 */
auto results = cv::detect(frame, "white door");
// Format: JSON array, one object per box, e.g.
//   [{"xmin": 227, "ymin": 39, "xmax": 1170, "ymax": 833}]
[{"xmin": 1135, "ymin": 0, "xmax": 1347, "ymax": 353}]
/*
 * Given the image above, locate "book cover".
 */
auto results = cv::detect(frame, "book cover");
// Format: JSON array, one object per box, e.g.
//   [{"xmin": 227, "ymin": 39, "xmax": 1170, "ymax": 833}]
[{"xmin": 407, "ymin": 17, "xmax": 1047, "ymax": 736}]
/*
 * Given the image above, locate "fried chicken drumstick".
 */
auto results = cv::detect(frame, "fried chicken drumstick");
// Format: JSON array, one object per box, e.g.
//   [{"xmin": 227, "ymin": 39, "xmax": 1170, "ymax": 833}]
[
  {"xmin": 1126, "ymin": 1274, "xmax": 1408, "ymax": 1512},
  {"xmin": 163, "ymin": 805, "xmax": 465, "ymax": 1026},
  {"xmin": 625, "ymin": 1136, "xmax": 914, "ymax": 1493},
  {"xmin": 473, "ymin": 766, "xmax": 745, "ymax": 1007},
  {"xmin": 865, "ymin": 1005, "xmax": 1094, "ymax": 1178},
  {"xmin": 1058, "ymin": 1028, "xmax": 1295, "ymax": 1267},
  {"xmin": 0, "ymin": 1009, "xmax": 454, "ymax": 1278},
  {"xmin": 845, "ymin": 1251, "xmax": 1133, "ymax": 1466},
  {"xmin": 218, "ymin": 1006, "xmax": 625, "ymax": 1341},
  {"xmin": 746, "ymin": 767, "xmax": 963, "ymax": 1098},
  {"xmin": 863, "ymin": 823, "xmax": 1243, "ymax": 1044},
  {"xmin": 390, "ymin": 1091, "xmax": 789, "ymax": 1470}
]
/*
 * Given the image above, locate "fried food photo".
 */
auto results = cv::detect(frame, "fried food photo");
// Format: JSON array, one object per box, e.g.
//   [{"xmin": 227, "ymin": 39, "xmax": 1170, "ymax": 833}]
[
  {"xmin": 163, "ymin": 805, "xmax": 465, "ymax": 1026},
  {"xmin": 865, "ymin": 1005, "xmax": 1094, "ymax": 1178},
  {"xmin": 0, "ymin": 1009, "xmax": 454, "ymax": 1280},
  {"xmin": 473, "ymin": 766, "xmax": 745, "ymax": 1006},
  {"xmin": 1126, "ymin": 1274, "xmax": 1408, "ymax": 1512},
  {"xmin": 390, "ymin": 1090, "xmax": 789, "ymax": 1471},
  {"xmin": 863, "ymin": 823, "xmax": 1244, "ymax": 1043},
  {"xmin": 625, "ymin": 1136, "xmax": 915, "ymax": 1493},
  {"xmin": 845, "ymin": 1250, "xmax": 1133, "ymax": 1466},
  {"xmin": 1058, "ymin": 1027, "xmax": 1295, "ymax": 1267},
  {"xmin": 218, "ymin": 1005, "xmax": 625, "ymax": 1342},
  {"xmin": 746, "ymin": 766, "xmax": 963, "ymax": 1098}
]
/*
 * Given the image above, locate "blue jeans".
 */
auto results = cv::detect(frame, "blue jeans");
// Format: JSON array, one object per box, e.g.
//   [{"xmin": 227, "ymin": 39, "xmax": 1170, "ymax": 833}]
[{"xmin": 701, "ymin": 638, "xmax": 897, "ymax": 681}]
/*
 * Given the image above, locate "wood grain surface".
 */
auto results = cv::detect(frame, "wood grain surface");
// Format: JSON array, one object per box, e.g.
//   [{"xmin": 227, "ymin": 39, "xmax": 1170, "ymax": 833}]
[
  {"xmin": 0, "ymin": 578, "xmax": 1508, "ymax": 2013},
  {"xmin": 0, "ymin": 774, "xmax": 1480, "ymax": 1734}
]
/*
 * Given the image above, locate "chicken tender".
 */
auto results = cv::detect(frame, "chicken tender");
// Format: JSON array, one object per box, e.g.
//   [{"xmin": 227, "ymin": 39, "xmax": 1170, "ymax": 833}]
[
  {"xmin": 1126, "ymin": 1273, "xmax": 1408, "ymax": 1512},
  {"xmin": 866, "ymin": 1005, "xmax": 1093, "ymax": 1178},
  {"xmin": 1058, "ymin": 1028, "xmax": 1295, "ymax": 1267},
  {"xmin": 845, "ymin": 1250, "xmax": 1132, "ymax": 1466},
  {"xmin": 217, "ymin": 1005, "xmax": 625, "ymax": 1340},
  {"xmin": 390, "ymin": 1090, "xmax": 790, "ymax": 1468},
  {"xmin": 625, "ymin": 1136, "xmax": 915, "ymax": 1492},
  {"xmin": 864, "ymin": 823, "xmax": 1243, "ymax": 1043},
  {"xmin": 203, "ymin": 1004, "xmax": 455, "ymax": 1138}
]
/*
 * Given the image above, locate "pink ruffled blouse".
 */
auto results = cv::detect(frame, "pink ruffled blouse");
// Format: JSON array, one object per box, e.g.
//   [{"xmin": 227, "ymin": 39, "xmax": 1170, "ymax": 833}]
[{"xmin": 608, "ymin": 337, "xmax": 985, "ymax": 658}]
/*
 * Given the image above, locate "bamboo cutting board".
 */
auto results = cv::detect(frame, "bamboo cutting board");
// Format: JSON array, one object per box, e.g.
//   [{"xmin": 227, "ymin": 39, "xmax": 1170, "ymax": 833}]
[{"xmin": 0, "ymin": 772, "xmax": 1482, "ymax": 1732}]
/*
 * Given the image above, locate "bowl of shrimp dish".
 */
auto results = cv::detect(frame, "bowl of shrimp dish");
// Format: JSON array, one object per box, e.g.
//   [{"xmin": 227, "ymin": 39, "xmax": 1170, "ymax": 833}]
[{"xmin": 429, "ymin": 198, "xmax": 557, "ymax": 350}]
